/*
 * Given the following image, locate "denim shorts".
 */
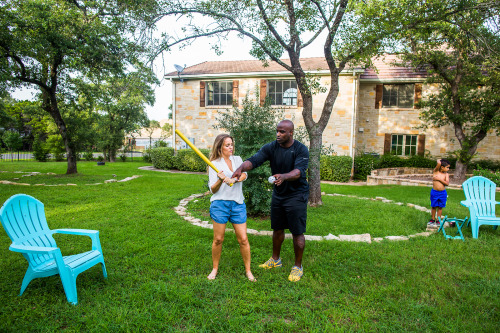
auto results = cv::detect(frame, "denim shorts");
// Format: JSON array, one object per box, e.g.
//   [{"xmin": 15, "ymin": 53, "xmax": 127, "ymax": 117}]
[{"xmin": 210, "ymin": 200, "xmax": 247, "ymax": 224}]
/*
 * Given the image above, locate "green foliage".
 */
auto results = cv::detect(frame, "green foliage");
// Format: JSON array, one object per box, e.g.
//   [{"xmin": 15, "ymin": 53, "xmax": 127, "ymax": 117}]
[
  {"xmin": 119, "ymin": 153, "xmax": 127, "ymax": 162},
  {"xmin": 32, "ymin": 136, "xmax": 49, "ymax": 162},
  {"xmin": 404, "ymin": 155, "xmax": 436, "ymax": 168},
  {"xmin": 143, "ymin": 148, "xmax": 152, "ymax": 163},
  {"xmin": 46, "ymin": 134, "xmax": 66, "ymax": 161},
  {"xmin": 353, "ymin": 154, "xmax": 378, "ymax": 180},
  {"xmin": 83, "ymin": 151, "xmax": 94, "ymax": 161},
  {"xmin": 97, "ymin": 155, "xmax": 104, "ymax": 162},
  {"xmin": 470, "ymin": 159, "xmax": 500, "ymax": 172},
  {"xmin": 320, "ymin": 155, "xmax": 352, "ymax": 182},
  {"xmin": 376, "ymin": 154, "xmax": 406, "ymax": 168},
  {"xmin": 215, "ymin": 95, "xmax": 283, "ymax": 216},
  {"xmin": 473, "ymin": 168, "xmax": 500, "ymax": 187},
  {"xmin": 1, "ymin": 129, "xmax": 23, "ymax": 151},
  {"xmin": 174, "ymin": 149, "xmax": 210, "ymax": 172},
  {"xmin": 150, "ymin": 147, "xmax": 175, "ymax": 170}
]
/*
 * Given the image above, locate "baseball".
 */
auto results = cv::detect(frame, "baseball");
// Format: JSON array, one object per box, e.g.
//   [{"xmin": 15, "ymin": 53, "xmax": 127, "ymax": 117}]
[{"xmin": 268, "ymin": 176, "xmax": 276, "ymax": 184}]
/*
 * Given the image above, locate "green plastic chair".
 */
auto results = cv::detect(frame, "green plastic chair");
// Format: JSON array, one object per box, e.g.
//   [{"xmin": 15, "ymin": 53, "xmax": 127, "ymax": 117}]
[
  {"xmin": 461, "ymin": 176, "xmax": 500, "ymax": 239},
  {"xmin": 0, "ymin": 194, "xmax": 107, "ymax": 304}
]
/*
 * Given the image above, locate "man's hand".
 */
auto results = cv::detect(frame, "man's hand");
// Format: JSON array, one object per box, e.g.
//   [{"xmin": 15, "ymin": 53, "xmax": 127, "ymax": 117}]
[{"xmin": 273, "ymin": 174, "xmax": 285, "ymax": 186}]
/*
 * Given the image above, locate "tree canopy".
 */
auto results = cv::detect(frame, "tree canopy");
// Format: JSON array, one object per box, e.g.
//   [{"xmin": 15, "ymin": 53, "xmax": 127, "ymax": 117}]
[
  {"xmin": 0, "ymin": 0, "xmax": 155, "ymax": 173},
  {"xmin": 397, "ymin": 0, "xmax": 500, "ymax": 178}
]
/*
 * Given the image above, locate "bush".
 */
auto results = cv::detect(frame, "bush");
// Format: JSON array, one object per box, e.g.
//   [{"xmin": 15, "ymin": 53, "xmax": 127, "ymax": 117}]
[
  {"xmin": 119, "ymin": 153, "xmax": 127, "ymax": 162},
  {"xmin": 143, "ymin": 148, "xmax": 152, "ymax": 163},
  {"xmin": 404, "ymin": 155, "xmax": 436, "ymax": 168},
  {"xmin": 83, "ymin": 151, "xmax": 94, "ymax": 161},
  {"xmin": 174, "ymin": 149, "xmax": 209, "ymax": 172},
  {"xmin": 320, "ymin": 155, "xmax": 352, "ymax": 182},
  {"xmin": 470, "ymin": 159, "xmax": 500, "ymax": 172},
  {"xmin": 353, "ymin": 154, "xmax": 377, "ymax": 180},
  {"xmin": 375, "ymin": 154, "xmax": 406, "ymax": 168},
  {"xmin": 473, "ymin": 168, "xmax": 500, "ymax": 187},
  {"xmin": 150, "ymin": 147, "xmax": 175, "ymax": 170},
  {"xmin": 32, "ymin": 136, "xmax": 49, "ymax": 162}
]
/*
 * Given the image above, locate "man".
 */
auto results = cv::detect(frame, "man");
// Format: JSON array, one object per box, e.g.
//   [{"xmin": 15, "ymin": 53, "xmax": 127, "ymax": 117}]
[{"xmin": 232, "ymin": 120, "xmax": 309, "ymax": 282}]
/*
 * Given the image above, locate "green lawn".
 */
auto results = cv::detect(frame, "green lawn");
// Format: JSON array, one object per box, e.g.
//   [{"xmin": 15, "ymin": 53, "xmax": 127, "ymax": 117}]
[{"xmin": 0, "ymin": 161, "xmax": 498, "ymax": 332}]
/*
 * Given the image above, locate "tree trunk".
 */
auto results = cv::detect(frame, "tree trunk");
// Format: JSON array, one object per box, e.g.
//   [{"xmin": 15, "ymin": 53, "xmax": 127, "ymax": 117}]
[
  {"xmin": 454, "ymin": 160, "xmax": 467, "ymax": 182},
  {"xmin": 46, "ymin": 92, "xmax": 77, "ymax": 174},
  {"xmin": 308, "ymin": 132, "xmax": 323, "ymax": 206}
]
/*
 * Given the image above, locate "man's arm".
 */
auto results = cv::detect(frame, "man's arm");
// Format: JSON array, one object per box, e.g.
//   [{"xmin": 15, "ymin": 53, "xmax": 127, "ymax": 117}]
[
  {"xmin": 273, "ymin": 169, "xmax": 300, "ymax": 186},
  {"xmin": 232, "ymin": 160, "xmax": 253, "ymax": 180}
]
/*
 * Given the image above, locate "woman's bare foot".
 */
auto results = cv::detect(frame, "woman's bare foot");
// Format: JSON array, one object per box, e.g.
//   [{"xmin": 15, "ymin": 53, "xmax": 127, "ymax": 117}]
[
  {"xmin": 207, "ymin": 268, "xmax": 218, "ymax": 280},
  {"xmin": 246, "ymin": 271, "xmax": 256, "ymax": 282}
]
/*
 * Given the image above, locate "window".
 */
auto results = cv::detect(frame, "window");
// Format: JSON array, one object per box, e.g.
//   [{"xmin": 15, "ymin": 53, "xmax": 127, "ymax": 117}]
[
  {"xmin": 382, "ymin": 84, "xmax": 414, "ymax": 108},
  {"xmin": 391, "ymin": 134, "xmax": 417, "ymax": 156},
  {"xmin": 268, "ymin": 80, "xmax": 297, "ymax": 106},
  {"xmin": 207, "ymin": 81, "xmax": 233, "ymax": 106}
]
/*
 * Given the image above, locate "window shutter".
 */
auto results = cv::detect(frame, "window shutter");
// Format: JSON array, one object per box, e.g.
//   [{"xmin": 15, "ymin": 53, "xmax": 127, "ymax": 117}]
[
  {"xmin": 260, "ymin": 79, "xmax": 267, "ymax": 106},
  {"xmin": 200, "ymin": 81, "xmax": 205, "ymax": 107},
  {"xmin": 375, "ymin": 84, "xmax": 383, "ymax": 109},
  {"xmin": 417, "ymin": 134, "xmax": 425, "ymax": 156},
  {"xmin": 384, "ymin": 133, "xmax": 391, "ymax": 154},
  {"xmin": 232, "ymin": 80, "xmax": 239, "ymax": 107},
  {"xmin": 414, "ymin": 83, "xmax": 422, "ymax": 109},
  {"xmin": 297, "ymin": 89, "xmax": 303, "ymax": 107}
]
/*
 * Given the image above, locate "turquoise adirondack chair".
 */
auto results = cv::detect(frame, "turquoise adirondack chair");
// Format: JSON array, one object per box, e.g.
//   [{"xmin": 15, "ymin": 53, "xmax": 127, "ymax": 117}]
[
  {"xmin": 461, "ymin": 176, "xmax": 500, "ymax": 239},
  {"xmin": 0, "ymin": 194, "xmax": 107, "ymax": 304}
]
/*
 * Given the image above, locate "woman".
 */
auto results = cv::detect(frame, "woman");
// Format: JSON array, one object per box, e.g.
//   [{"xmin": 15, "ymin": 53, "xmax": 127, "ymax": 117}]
[{"xmin": 207, "ymin": 134, "xmax": 256, "ymax": 282}]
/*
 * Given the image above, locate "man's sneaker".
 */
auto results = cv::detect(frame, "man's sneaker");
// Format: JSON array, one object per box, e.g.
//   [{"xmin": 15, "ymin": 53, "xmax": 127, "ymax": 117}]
[
  {"xmin": 259, "ymin": 257, "xmax": 282, "ymax": 269},
  {"xmin": 288, "ymin": 266, "xmax": 303, "ymax": 282}
]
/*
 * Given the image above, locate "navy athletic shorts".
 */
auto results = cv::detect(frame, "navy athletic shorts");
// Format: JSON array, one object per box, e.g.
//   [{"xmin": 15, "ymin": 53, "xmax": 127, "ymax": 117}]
[{"xmin": 430, "ymin": 188, "xmax": 447, "ymax": 208}]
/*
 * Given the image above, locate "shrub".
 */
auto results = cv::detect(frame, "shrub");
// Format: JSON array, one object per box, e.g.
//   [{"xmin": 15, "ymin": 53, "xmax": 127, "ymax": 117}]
[
  {"xmin": 174, "ymin": 149, "xmax": 209, "ymax": 172},
  {"xmin": 46, "ymin": 134, "xmax": 65, "ymax": 161},
  {"xmin": 32, "ymin": 136, "xmax": 49, "ymax": 162},
  {"xmin": 83, "ymin": 151, "xmax": 94, "ymax": 161},
  {"xmin": 320, "ymin": 155, "xmax": 352, "ymax": 182},
  {"xmin": 119, "ymin": 153, "xmax": 127, "ymax": 162},
  {"xmin": 353, "ymin": 154, "xmax": 377, "ymax": 180},
  {"xmin": 150, "ymin": 147, "xmax": 175, "ymax": 170},
  {"xmin": 375, "ymin": 154, "xmax": 406, "ymax": 168},
  {"xmin": 143, "ymin": 148, "xmax": 152, "ymax": 163},
  {"xmin": 470, "ymin": 159, "xmax": 500, "ymax": 172},
  {"xmin": 405, "ymin": 155, "xmax": 436, "ymax": 168},
  {"xmin": 473, "ymin": 168, "xmax": 500, "ymax": 187}
]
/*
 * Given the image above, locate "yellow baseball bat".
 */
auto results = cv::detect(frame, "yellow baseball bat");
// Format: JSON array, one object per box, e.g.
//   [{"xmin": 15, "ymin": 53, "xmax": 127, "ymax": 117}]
[{"xmin": 175, "ymin": 129, "xmax": 233, "ymax": 186}]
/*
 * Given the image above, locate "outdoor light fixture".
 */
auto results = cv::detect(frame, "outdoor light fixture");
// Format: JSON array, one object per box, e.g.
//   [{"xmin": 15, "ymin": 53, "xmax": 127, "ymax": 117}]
[{"xmin": 174, "ymin": 64, "xmax": 186, "ymax": 82}]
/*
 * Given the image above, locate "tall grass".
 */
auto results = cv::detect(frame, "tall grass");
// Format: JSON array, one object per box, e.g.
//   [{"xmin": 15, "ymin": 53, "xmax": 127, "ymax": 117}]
[{"xmin": 0, "ymin": 161, "xmax": 498, "ymax": 332}]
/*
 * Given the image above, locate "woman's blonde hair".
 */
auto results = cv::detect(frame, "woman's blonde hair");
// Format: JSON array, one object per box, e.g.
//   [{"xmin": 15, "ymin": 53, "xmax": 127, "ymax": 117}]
[{"xmin": 210, "ymin": 134, "xmax": 233, "ymax": 161}]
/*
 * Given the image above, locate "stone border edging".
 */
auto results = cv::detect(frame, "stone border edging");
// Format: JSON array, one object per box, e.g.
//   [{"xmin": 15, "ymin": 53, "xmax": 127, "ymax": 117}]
[
  {"xmin": 0, "ymin": 171, "xmax": 142, "ymax": 186},
  {"xmin": 174, "ymin": 192, "xmax": 438, "ymax": 244}
]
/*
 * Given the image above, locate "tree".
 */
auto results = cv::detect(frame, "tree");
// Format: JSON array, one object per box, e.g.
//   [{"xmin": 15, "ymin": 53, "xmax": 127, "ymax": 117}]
[
  {"xmin": 153, "ymin": 0, "xmax": 471, "ymax": 205},
  {"xmin": 144, "ymin": 120, "xmax": 161, "ymax": 148},
  {"xmin": 0, "ymin": 0, "xmax": 150, "ymax": 173},
  {"xmin": 160, "ymin": 122, "xmax": 172, "ymax": 141},
  {"xmin": 2, "ymin": 130, "xmax": 23, "ymax": 160},
  {"xmin": 92, "ymin": 70, "xmax": 156, "ymax": 162},
  {"xmin": 398, "ymin": 1, "xmax": 500, "ymax": 179}
]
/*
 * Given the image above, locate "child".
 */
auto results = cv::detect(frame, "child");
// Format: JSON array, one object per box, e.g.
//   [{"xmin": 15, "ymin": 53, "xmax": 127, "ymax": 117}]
[{"xmin": 428, "ymin": 159, "xmax": 451, "ymax": 228}]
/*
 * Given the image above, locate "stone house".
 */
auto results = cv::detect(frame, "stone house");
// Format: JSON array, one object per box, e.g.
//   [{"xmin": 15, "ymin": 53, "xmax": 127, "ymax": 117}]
[{"xmin": 165, "ymin": 55, "xmax": 499, "ymax": 160}]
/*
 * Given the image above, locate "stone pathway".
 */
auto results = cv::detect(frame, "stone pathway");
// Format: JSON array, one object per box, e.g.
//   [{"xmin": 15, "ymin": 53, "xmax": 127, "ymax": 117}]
[
  {"xmin": 174, "ymin": 192, "xmax": 438, "ymax": 244},
  {"xmin": 0, "ymin": 171, "xmax": 142, "ymax": 186}
]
